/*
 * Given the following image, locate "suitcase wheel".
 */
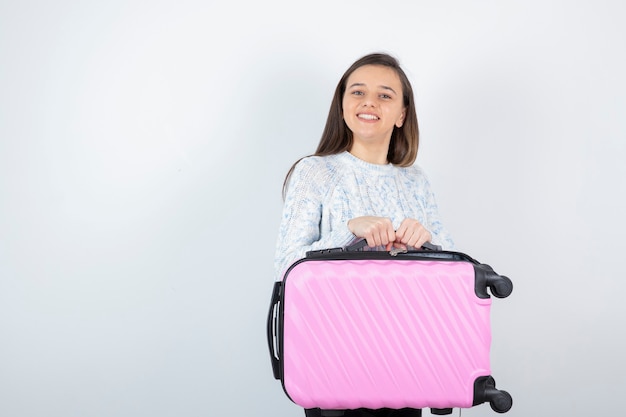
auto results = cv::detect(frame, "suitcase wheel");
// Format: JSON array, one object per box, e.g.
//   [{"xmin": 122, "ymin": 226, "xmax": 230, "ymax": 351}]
[
  {"xmin": 489, "ymin": 389, "xmax": 513, "ymax": 413},
  {"xmin": 474, "ymin": 375, "xmax": 513, "ymax": 413},
  {"xmin": 490, "ymin": 275, "xmax": 513, "ymax": 299}
]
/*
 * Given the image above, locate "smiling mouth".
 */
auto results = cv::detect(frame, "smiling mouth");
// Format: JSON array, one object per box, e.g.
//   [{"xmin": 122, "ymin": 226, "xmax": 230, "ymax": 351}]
[{"xmin": 357, "ymin": 114, "xmax": 379, "ymax": 120}]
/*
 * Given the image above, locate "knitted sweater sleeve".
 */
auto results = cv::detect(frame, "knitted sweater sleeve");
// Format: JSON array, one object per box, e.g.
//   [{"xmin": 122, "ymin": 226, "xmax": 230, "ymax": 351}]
[
  {"xmin": 273, "ymin": 158, "xmax": 355, "ymax": 280},
  {"xmin": 412, "ymin": 166, "xmax": 455, "ymax": 250}
]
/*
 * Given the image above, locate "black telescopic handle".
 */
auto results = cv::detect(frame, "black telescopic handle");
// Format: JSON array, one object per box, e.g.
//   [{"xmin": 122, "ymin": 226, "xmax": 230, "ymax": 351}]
[
  {"xmin": 344, "ymin": 239, "xmax": 369, "ymax": 251},
  {"xmin": 421, "ymin": 241, "xmax": 442, "ymax": 251},
  {"xmin": 266, "ymin": 281, "xmax": 282, "ymax": 379}
]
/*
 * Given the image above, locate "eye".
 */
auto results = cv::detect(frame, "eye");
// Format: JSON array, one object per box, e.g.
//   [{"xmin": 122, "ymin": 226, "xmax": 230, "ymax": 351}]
[
  {"xmin": 379, "ymin": 93, "xmax": 392, "ymax": 100},
  {"xmin": 351, "ymin": 90, "xmax": 364, "ymax": 96}
]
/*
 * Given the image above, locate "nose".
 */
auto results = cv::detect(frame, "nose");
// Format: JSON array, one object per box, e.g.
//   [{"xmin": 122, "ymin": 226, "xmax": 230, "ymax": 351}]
[{"xmin": 361, "ymin": 96, "xmax": 375, "ymax": 107}]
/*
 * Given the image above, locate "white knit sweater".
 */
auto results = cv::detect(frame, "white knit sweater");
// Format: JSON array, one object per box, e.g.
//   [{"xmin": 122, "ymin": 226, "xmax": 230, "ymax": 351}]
[{"xmin": 274, "ymin": 151, "xmax": 454, "ymax": 280}]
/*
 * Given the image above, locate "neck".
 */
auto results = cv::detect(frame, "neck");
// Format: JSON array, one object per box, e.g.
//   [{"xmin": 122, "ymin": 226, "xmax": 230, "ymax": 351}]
[{"xmin": 349, "ymin": 141, "xmax": 389, "ymax": 165}]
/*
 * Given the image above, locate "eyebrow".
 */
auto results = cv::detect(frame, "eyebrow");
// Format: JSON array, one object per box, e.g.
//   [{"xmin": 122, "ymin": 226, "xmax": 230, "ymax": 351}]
[{"xmin": 348, "ymin": 82, "xmax": 398, "ymax": 95}]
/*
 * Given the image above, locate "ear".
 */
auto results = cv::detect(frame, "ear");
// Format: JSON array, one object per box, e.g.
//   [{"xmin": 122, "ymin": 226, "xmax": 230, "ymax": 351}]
[{"xmin": 395, "ymin": 108, "xmax": 406, "ymax": 128}]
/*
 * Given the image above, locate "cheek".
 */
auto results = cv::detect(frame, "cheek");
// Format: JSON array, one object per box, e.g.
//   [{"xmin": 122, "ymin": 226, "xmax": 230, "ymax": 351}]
[{"xmin": 341, "ymin": 98, "xmax": 350, "ymax": 112}]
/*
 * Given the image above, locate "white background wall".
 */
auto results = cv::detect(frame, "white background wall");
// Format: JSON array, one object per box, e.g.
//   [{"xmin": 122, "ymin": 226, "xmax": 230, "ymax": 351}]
[{"xmin": 1, "ymin": 1, "xmax": 625, "ymax": 416}]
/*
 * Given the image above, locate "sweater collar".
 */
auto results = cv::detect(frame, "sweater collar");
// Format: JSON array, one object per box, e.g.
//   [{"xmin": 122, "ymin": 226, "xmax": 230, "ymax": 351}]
[{"xmin": 340, "ymin": 151, "xmax": 396, "ymax": 175}]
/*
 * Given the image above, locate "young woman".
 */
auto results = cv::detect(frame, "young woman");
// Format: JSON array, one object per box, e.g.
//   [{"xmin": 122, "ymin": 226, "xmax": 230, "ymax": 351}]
[{"xmin": 274, "ymin": 52, "xmax": 455, "ymax": 417}]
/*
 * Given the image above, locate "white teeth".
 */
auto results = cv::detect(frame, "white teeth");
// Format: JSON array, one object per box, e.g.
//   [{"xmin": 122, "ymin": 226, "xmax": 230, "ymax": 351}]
[{"xmin": 358, "ymin": 114, "xmax": 378, "ymax": 120}]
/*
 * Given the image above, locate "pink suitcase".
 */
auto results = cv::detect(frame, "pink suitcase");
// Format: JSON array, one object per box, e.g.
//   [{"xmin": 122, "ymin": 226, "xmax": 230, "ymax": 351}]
[{"xmin": 267, "ymin": 242, "xmax": 513, "ymax": 415}]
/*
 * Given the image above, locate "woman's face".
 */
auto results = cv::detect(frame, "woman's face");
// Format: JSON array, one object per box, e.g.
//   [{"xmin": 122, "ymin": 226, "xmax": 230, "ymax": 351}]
[{"xmin": 342, "ymin": 64, "xmax": 406, "ymax": 148}]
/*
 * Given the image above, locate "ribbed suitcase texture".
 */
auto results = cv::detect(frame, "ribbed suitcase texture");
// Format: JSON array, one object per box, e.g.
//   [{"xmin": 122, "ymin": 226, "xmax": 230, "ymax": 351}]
[{"xmin": 268, "ymin": 248, "xmax": 512, "ymax": 414}]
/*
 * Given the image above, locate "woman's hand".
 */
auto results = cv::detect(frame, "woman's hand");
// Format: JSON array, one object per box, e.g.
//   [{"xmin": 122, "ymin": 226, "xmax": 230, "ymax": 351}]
[
  {"xmin": 347, "ymin": 216, "xmax": 396, "ymax": 248},
  {"xmin": 395, "ymin": 218, "xmax": 432, "ymax": 249},
  {"xmin": 348, "ymin": 216, "xmax": 432, "ymax": 249}
]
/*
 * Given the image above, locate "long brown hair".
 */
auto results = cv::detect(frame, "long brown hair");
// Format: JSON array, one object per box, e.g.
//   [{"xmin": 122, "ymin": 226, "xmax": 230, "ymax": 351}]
[{"xmin": 283, "ymin": 52, "xmax": 419, "ymax": 197}]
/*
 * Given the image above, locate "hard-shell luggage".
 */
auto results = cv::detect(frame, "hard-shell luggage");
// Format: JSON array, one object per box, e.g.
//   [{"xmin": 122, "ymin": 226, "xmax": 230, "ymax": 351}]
[{"xmin": 267, "ymin": 241, "xmax": 513, "ymax": 415}]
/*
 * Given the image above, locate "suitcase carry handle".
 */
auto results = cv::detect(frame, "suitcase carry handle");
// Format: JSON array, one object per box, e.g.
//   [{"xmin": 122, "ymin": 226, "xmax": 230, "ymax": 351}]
[
  {"xmin": 266, "ymin": 281, "xmax": 282, "ymax": 380},
  {"xmin": 308, "ymin": 238, "xmax": 442, "ymax": 256},
  {"xmin": 344, "ymin": 238, "xmax": 441, "ymax": 252}
]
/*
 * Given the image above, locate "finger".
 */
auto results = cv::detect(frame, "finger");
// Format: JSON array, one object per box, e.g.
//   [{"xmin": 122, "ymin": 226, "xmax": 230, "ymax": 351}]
[
  {"xmin": 380, "ymin": 225, "xmax": 395, "ymax": 246},
  {"xmin": 364, "ymin": 230, "xmax": 378, "ymax": 247},
  {"xmin": 413, "ymin": 234, "xmax": 427, "ymax": 249},
  {"xmin": 399, "ymin": 227, "xmax": 417, "ymax": 247},
  {"xmin": 413, "ymin": 230, "xmax": 433, "ymax": 249},
  {"xmin": 405, "ymin": 221, "xmax": 427, "ymax": 247},
  {"xmin": 395, "ymin": 219, "xmax": 409, "ymax": 241},
  {"xmin": 402, "ymin": 229, "xmax": 418, "ymax": 247},
  {"xmin": 377, "ymin": 218, "xmax": 394, "ymax": 246},
  {"xmin": 386, "ymin": 227, "xmax": 396, "ymax": 246},
  {"xmin": 414, "ymin": 227, "xmax": 431, "ymax": 248},
  {"xmin": 398, "ymin": 218, "xmax": 422, "ymax": 244},
  {"xmin": 372, "ymin": 227, "xmax": 387, "ymax": 247},
  {"xmin": 393, "ymin": 241, "xmax": 407, "ymax": 251},
  {"xmin": 373, "ymin": 229, "xmax": 383, "ymax": 247}
]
